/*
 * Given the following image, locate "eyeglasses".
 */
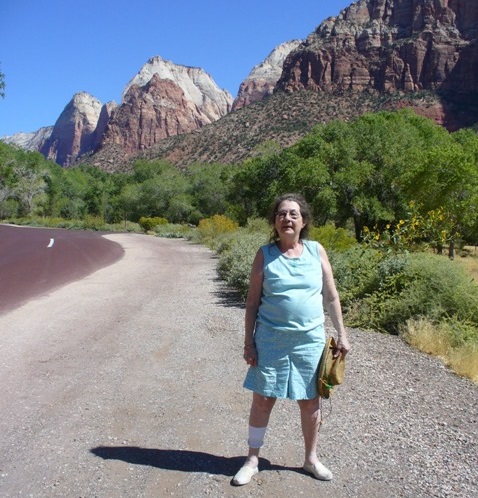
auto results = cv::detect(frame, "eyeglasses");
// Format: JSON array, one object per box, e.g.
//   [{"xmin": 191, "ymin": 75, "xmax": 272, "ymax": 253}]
[{"xmin": 276, "ymin": 210, "xmax": 302, "ymax": 220}]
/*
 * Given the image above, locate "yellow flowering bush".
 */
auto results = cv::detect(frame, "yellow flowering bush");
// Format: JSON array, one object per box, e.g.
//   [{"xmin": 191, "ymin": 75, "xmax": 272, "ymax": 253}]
[
  {"xmin": 197, "ymin": 214, "xmax": 239, "ymax": 249},
  {"xmin": 362, "ymin": 203, "xmax": 458, "ymax": 254}
]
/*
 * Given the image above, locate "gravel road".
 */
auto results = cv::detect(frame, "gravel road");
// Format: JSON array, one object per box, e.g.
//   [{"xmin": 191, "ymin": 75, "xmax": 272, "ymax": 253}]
[{"xmin": 0, "ymin": 234, "xmax": 477, "ymax": 497}]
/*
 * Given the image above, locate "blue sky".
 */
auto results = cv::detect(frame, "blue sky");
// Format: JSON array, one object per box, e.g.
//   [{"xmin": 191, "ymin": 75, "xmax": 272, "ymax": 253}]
[{"xmin": 0, "ymin": 0, "xmax": 353, "ymax": 137}]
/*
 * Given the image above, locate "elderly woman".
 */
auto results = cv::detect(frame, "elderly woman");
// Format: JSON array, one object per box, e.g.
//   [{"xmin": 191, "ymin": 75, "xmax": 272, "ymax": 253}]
[{"xmin": 233, "ymin": 193, "xmax": 350, "ymax": 486}]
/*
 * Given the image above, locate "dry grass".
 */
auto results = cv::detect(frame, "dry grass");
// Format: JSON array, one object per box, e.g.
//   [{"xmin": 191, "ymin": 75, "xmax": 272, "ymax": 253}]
[
  {"xmin": 448, "ymin": 344, "xmax": 478, "ymax": 383},
  {"xmin": 455, "ymin": 246, "xmax": 478, "ymax": 281},
  {"xmin": 401, "ymin": 318, "xmax": 451, "ymax": 358},
  {"xmin": 401, "ymin": 318, "xmax": 478, "ymax": 384}
]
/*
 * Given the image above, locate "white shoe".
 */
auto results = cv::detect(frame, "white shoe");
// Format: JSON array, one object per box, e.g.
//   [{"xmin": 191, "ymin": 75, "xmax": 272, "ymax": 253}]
[
  {"xmin": 303, "ymin": 461, "xmax": 333, "ymax": 481},
  {"xmin": 232, "ymin": 465, "xmax": 259, "ymax": 485}
]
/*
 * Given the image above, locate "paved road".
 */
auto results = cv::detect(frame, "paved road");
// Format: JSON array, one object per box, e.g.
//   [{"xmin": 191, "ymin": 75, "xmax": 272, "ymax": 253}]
[{"xmin": 0, "ymin": 225, "xmax": 124, "ymax": 313}]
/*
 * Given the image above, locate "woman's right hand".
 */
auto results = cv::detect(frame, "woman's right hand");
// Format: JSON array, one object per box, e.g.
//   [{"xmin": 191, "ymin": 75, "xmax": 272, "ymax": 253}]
[{"xmin": 243, "ymin": 344, "xmax": 258, "ymax": 367}]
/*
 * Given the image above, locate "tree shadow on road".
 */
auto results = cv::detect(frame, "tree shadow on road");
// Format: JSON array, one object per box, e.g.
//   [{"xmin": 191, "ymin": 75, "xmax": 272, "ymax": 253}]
[
  {"xmin": 212, "ymin": 277, "xmax": 245, "ymax": 309},
  {"xmin": 90, "ymin": 446, "xmax": 299, "ymax": 479}
]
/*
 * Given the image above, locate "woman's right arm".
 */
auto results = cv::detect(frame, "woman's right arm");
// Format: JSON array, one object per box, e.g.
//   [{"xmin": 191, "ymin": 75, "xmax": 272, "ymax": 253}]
[{"xmin": 243, "ymin": 249, "xmax": 264, "ymax": 366}]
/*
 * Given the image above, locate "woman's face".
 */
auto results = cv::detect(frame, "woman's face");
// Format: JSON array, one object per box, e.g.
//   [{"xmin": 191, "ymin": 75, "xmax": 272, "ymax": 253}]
[{"xmin": 274, "ymin": 200, "xmax": 306, "ymax": 240}]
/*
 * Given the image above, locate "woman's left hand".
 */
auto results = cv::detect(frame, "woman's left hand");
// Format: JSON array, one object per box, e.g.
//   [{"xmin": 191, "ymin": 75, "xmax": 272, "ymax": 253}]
[{"xmin": 335, "ymin": 336, "xmax": 351, "ymax": 358}]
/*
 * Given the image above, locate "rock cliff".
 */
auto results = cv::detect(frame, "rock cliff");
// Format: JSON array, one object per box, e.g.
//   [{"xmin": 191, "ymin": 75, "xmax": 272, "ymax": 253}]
[
  {"xmin": 122, "ymin": 56, "xmax": 232, "ymax": 122},
  {"xmin": 39, "ymin": 92, "xmax": 104, "ymax": 167},
  {"xmin": 99, "ymin": 56, "xmax": 233, "ymax": 154},
  {"xmin": 92, "ymin": 101, "xmax": 117, "ymax": 148},
  {"xmin": 5, "ymin": 57, "xmax": 233, "ymax": 166},
  {"xmin": 276, "ymin": 0, "xmax": 478, "ymax": 128},
  {"xmin": 232, "ymin": 40, "xmax": 302, "ymax": 110},
  {"xmin": 4, "ymin": 0, "xmax": 478, "ymax": 168},
  {"xmin": 2, "ymin": 126, "xmax": 53, "ymax": 152}
]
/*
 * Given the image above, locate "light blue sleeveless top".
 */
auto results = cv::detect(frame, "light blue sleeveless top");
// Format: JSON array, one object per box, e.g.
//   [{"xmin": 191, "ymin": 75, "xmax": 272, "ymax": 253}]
[{"xmin": 257, "ymin": 239, "xmax": 324, "ymax": 332}]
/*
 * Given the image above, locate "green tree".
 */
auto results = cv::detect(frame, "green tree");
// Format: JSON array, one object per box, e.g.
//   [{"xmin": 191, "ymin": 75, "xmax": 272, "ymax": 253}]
[
  {"xmin": 227, "ymin": 157, "xmax": 269, "ymax": 224},
  {"xmin": 116, "ymin": 183, "xmax": 142, "ymax": 222},
  {"xmin": 400, "ymin": 127, "xmax": 478, "ymax": 254},
  {"xmin": 270, "ymin": 149, "xmax": 335, "ymax": 226},
  {"xmin": 344, "ymin": 110, "xmax": 428, "ymax": 238},
  {"xmin": 56, "ymin": 167, "xmax": 89, "ymax": 219},
  {"xmin": 0, "ymin": 143, "xmax": 57, "ymax": 217},
  {"xmin": 12, "ymin": 164, "xmax": 47, "ymax": 216},
  {"xmin": 186, "ymin": 162, "xmax": 230, "ymax": 220},
  {"xmin": 125, "ymin": 160, "xmax": 193, "ymax": 222}
]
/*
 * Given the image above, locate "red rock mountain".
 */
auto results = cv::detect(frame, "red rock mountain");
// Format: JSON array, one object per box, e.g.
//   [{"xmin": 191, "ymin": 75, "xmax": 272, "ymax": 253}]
[
  {"xmin": 39, "ymin": 92, "xmax": 108, "ymax": 167},
  {"xmin": 4, "ymin": 0, "xmax": 478, "ymax": 168},
  {"xmin": 99, "ymin": 56, "xmax": 233, "ymax": 155},
  {"xmin": 276, "ymin": 0, "xmax": 478, "ymax": 129},
  {"xmin": 232, "ymin": 40, "xmax": 302, "ymax": 111},
  {"xmin": 8, "ymin": 57, "xmax": 233, "ymax": 167}
]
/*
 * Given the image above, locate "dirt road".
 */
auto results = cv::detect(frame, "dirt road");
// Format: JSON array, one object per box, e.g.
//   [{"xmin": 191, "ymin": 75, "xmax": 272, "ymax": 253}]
[{"xmin": 0, "ymin": 234, "xmax": 477, "ymax": 497}]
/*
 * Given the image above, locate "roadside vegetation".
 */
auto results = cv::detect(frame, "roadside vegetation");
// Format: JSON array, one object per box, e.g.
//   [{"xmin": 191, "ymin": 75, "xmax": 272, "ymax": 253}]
[{"xmin": 1, "ymin": 109, "xmax": 478, "ymax": 383}]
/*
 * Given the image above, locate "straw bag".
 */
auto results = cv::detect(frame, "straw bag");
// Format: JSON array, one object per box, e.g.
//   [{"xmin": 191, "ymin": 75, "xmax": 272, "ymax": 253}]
[{"xmin": 317, "ymin": 336, "xmax": 345, "ymax": 399}]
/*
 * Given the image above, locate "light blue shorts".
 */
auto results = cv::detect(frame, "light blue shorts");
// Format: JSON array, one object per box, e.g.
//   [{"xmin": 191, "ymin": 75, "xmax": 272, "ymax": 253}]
[{"xmin": 243, "ymin": 322, "xmax": 325, "ymax": 400}]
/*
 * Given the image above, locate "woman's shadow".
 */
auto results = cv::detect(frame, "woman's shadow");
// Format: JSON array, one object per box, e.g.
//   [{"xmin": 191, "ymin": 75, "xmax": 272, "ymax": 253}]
[{"xmin": 90, "ymin": 446, "xmax": 299, "ymax": 482}]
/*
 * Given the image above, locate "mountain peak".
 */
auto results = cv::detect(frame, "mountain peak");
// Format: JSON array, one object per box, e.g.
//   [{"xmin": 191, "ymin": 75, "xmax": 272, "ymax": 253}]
[
  {"xmin": 122, "ymin": 55, "xmax": 233, "ymax": 116},
  {"xmin": 38, "ymin": 92, "xmax": 103, "ymax": 166},
  {"xmin": 94, "ymin": 56, "xmax": 234, "ymax": 158},
  {"xmin": 232, "ymin": 40, "xmax": 302, "ymax": 110}
]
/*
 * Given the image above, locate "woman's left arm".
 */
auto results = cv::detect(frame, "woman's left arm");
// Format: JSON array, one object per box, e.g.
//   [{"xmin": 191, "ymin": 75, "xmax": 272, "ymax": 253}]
[{"xmin": 319, "ymin": 243, "xmax": 351, "ymax": 357}]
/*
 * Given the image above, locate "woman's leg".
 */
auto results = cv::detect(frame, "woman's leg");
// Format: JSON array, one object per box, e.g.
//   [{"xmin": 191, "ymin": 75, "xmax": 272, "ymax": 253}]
[
  {"xmin": 297, "ymin": 396, "xmax": 321, "ymax": 465},
  {"xmin": 233, "ymin": 393, "xmax": 276, "ymax": 485},
  {"xmin": 244, "ymin": 392, "xmax": 277, "ymax": 467}
]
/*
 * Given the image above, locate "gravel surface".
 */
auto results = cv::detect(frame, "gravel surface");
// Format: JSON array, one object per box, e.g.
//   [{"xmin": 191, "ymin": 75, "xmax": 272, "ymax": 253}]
[{"xmin": 0, "ymin": 234, "xmax": 477, "ymax": 497}]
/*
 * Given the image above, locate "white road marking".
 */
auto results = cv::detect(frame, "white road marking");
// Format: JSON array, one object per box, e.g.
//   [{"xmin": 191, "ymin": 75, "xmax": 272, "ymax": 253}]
[{"xmin": 47, "ymin": 238, "xmax": 54, "ymax": 248}]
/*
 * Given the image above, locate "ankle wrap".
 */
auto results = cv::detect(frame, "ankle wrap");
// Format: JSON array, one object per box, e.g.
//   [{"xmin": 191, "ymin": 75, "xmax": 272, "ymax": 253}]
[{"xmin": 248, "ymin": 425, "xmax": 267, "ymax": 448}]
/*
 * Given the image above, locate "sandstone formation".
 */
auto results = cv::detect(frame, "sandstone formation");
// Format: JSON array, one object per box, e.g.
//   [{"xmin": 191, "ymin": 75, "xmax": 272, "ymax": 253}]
[
  {"xmin": 2, "ymin": 126, "xmax": 53, "ymax": 152},
  {"xmin": 92, "ymin": 101, "xmax": 117, "ymax": 148},
  {"xmin": 100, "ymin": 56, "xmax": 233, "ymax": 154},
  {"xmin": 4, "ymin": 0, "xmax": 478, "ymax": 168},
  {"xmin": 232, "ymin": 40, "xmax": 302, "ymax": 110},
  {"xmin": 122, "ymin": 56, "xmax": 232, "ymax": 122},
  {"xmin": 40, "ymin": 92, "xmax": 103, "ymax": 167},
  {"xmin": 3, "ymin": 57, "xmax": 233, "ymax": 167},
  {"xmin": 276, "ymin": 0, "xmax": 478, "ymax": 129}
]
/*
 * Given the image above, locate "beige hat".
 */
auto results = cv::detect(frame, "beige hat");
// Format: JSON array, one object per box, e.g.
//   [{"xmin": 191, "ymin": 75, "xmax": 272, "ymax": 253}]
[{"xmin": 317, "ymin": 336, "xmax": 345, "ymax": 399}]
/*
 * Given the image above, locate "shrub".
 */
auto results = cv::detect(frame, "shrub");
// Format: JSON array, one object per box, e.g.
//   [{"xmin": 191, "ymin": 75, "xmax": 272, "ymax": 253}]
[
  {"xmin": 217, "ymin": 230, "xmax": 268, "ymax": 298},
  {"xmin": 107, "ymin": 221, "xmax": 142, "ymax": 233},
  {"xmin": 329, "ymin": 246, "xmax": 384, "ymax": 305},
  {"xmin": 82, "ymin": 215, "xmax": 108, "ymax": 231},
  {"xmin": 153, "ymin": 223, "xmax": 195, "ymax": 239},
  {"xmin": 338, "ymin": 250, "xmax": 478, "ymax": 334},
  {"xmin": 310, "ymin": 225, "xmax": 357, "ymax": 252},
  {"xmin": 197, "ymin": 214, "xmax": 239, "ymax": 250},
  {"xmin": 244, "ymin": 217, "xmax": 270, "ymax": 235},
  {"xmin": 139, "ymin": 216, "xmax": 168, "ymax": 232},
  {"xmin": 402, "ymin": 254, "xmax": 478, "ymax": 325},
  {"xmin": 6, "ymin": 216, "xmax": 143, "ymax": 233}
]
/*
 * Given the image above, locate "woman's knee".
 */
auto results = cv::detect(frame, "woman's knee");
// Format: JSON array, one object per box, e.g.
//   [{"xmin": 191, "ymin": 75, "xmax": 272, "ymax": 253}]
[
  {"xmin": 252, "ymin": 393, "xmax": 276, "ymax": 414},
  {"xmin": 297, "ymin": 397, "xmax": 320, "ymax": 415}
]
